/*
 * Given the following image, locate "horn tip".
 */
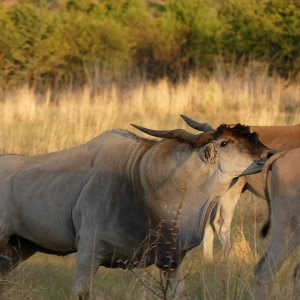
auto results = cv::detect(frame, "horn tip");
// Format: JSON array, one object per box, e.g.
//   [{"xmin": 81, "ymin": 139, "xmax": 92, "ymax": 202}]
[
  {"xmin": 131, "ymin": 123, "xmax": 150, "ymax": 133},
  {"xmin": 181, "ymin": 114, "xmax": 195, "ymax": 124},
  {"xmin": 130, "ymin": 123, "xmax": 141, "ymax": 130}
]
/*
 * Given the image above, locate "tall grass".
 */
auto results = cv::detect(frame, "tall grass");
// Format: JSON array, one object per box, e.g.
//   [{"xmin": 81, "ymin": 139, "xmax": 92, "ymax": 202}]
[
  {"xmin": 0, "ymin": 69, "xmax": 299, "ymax": 155},
  {"xmin": 0, "ymin": 69, "xmax": 299, "ymax": 299}
]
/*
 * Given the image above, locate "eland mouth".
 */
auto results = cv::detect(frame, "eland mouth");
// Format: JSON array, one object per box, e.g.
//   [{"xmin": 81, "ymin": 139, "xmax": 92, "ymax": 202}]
[
  {"xmin": 256, "ymin": 158, "xmax": 268, "ymax": 166},
  {"xmin": 241, "ymin": 160, "xmax": 266, "ymax": 176},
  {"xmin": 256, "ymin": 149, "xmax": 276, "ymax": 165}
]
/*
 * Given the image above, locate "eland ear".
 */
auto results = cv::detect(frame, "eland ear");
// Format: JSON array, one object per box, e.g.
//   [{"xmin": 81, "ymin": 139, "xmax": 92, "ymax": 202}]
[
  {"xmin": 200, "ymin": 143, "xmax": 218, "ymax": 164},
  {"xmin": 180, "ymin": 115, "xmax": 215, "ymax": 132}
]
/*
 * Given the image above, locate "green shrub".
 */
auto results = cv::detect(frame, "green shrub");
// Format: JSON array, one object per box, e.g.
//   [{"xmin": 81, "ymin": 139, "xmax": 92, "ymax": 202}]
[
  {"xmin": 219, "ymin": 0, "xmax": 300, "ymax": 77},
  {"xmin": 0, "ymin": 0, "xmax": 299, "ymax": 90},
  {"xmin": 132, "ymin": 0, "xmax": 221, "ymax": 81},
  {"xmin": 0, "ymin": 2, "xmax": 56, "ymax": 87}
]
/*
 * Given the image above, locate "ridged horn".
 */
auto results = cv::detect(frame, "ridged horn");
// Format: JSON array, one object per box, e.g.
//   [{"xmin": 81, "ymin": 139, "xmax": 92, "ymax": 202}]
[
  {"xmin": 131, "ymin": 124, "xmax": 214, "ymax": 147},
  {"xmin": 131, "ymin": 124, "xmax": 197, "ymax": 145},
  {"xmin": 180, "ymin": 115, "xmax": 215, "ymax": 132}
]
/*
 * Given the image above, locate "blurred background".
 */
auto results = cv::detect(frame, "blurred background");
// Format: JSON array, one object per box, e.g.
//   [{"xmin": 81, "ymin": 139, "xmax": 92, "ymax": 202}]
[{"xmin": 0, "ymin": 1, "xmax": 299, "ymax": 299}]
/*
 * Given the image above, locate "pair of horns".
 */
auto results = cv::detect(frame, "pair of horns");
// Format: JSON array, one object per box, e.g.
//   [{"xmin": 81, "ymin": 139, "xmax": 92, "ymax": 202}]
[{"xmin": 131, "ymin": 115, "xmax": 215, "ymax": 147}]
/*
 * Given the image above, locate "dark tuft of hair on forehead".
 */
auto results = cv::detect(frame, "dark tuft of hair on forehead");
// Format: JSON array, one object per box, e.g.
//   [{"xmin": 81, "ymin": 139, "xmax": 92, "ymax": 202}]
[{"xmin": 213, "ymin": 123, "xmax": 260, "ymax": 144}]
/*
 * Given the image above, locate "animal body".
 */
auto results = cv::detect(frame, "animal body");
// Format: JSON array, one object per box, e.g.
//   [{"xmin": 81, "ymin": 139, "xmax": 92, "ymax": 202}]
[
  {"xmin": 181, "ymin": 115, "xmax": 300, "ymax": 259},
  {"xmin": 254, "ymin": 149, "xmax": 300, "ymax": 299},
  {"xmin": 0, "ymin": 123, "xmax": 271, "ymax": 299}
]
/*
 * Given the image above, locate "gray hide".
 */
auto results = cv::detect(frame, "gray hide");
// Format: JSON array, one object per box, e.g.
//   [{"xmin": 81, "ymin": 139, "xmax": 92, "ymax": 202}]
[
  {"xmin": 0, "ymin": 125, "xmax": 271, "ymax": 299},
  {"xmin": 254, "ymin": 149, "xmax": 300, "ymax": 300}
]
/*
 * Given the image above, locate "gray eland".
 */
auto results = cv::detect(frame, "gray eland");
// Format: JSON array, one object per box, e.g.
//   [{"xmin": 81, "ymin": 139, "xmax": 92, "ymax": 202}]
[
  {"xmin": 0, "ymin": 122, "xmax": 272, "ymax": 299},
  {"xmin": 181, "ymin": 115, "xmax": 300, "ymax": 259},
  {"xmin": 254, "ymin": 148, "xmax": 300, "ymax": 299}
]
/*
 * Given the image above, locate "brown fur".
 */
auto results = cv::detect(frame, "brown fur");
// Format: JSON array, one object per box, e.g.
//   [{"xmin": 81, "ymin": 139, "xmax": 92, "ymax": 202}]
[{"xmin": 212, "ymin": 124, "xmax": 268, "ymax": 156}]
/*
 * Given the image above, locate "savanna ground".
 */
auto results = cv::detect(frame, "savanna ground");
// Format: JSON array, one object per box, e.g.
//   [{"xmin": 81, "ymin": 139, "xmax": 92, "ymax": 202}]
[{"xmin": 0, "ymin": 67, "xmax": 299, "ymax": 299}]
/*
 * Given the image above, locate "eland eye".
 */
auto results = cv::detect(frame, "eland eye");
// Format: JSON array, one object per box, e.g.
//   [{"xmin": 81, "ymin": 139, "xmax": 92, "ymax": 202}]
[{"xmin": 220, "ymin": 141, "xmax": 229, "ymax": 147}]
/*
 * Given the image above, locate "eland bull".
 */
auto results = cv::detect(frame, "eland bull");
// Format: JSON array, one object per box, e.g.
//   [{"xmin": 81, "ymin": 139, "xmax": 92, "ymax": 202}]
[
  {"xmin": 0, "ymin": 122, "xmax": 272, "ymax": 299},
  {"xmin": 254, "ymin": 149, "xmax": 300, "ymax": 300},
  {"xmin": 181, "ymin": 115, "xmax": 300, "ymax": 259}
]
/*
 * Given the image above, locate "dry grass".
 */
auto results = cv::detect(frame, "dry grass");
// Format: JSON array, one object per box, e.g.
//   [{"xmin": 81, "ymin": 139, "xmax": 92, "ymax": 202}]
[
  {"xmin": 0, "ymin": 69, "xmax": 299, "ymax": 299},
  {"xmin": 0, "ymin": 71, "xmax": 299, "ymax": 156},
  {"xmin": 228, "ymin": 228, "xmax": 253, "ymax": 263}
]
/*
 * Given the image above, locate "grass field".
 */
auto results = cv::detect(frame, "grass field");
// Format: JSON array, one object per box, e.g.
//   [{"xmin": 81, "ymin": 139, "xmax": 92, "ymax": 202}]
[{"xmin": 0, "ymin": 69, "xmax": 299, "ymax": 299}]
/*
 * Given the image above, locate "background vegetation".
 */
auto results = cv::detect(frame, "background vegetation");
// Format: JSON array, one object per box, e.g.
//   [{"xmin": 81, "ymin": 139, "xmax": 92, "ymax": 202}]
[
  {"xmin": 0, "ymin": 0, "xmax": 300, "ymax": 94},
  {"xmin": 0, "ymin": 0, "xmax": 299, "ymax": 299},
  {"xmin": 0, "ymin": 67, "xmax": 299, "ymax": 299}
]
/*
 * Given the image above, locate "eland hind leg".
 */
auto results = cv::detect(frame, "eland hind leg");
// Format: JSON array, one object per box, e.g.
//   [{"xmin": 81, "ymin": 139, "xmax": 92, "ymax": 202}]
[{"xmin": 254, "ymin": 222, "xmax": 299, "ymax": 300}]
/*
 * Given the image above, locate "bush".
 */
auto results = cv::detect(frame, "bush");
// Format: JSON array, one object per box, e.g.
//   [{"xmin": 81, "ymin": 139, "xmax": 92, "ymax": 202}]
[
  {"xmin": 0, "ymin": 0, "xmax": 299, "ymax": 90},
  {"xmin": 132, "ymin": 0, "xmax": 221, "ymax": 81},
  {"xmin": 0, "ymin": 2, "xmax": 56, "ymax": 87},
  {"xmin": 219, "ymin": 0, "xmax": 300, "ymax": 77}
]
